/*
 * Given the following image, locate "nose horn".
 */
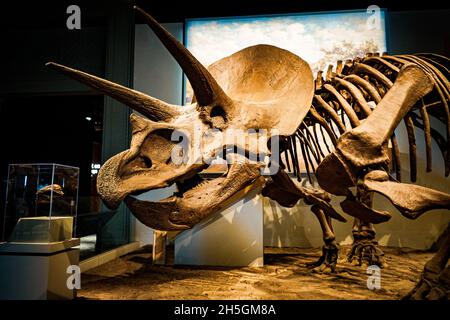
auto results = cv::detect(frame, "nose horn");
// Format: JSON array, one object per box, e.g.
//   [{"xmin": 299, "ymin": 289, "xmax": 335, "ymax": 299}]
[
  {"xmin": 134, "ymin": 6, "xmax": 230, "ymax": 107},
  {"xmin": 45, "ymin": 62, "xmax": 180, "ymax": 121},
  {"xmin": 96, "ymin": 150, "xmax": 129, "ymax": 210}
]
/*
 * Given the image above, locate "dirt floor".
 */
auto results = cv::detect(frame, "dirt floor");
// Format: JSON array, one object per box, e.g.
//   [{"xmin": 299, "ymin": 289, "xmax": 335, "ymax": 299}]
[{"xmin": 77, "ymin": 245, "xmax": 432, "ymax": 300}]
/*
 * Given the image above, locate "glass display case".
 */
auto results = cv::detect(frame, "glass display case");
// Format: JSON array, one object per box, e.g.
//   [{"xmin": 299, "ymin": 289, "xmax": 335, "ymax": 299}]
[{"xmin": 2, "ymin": 163, "xmax": 79, "ymax": 243}]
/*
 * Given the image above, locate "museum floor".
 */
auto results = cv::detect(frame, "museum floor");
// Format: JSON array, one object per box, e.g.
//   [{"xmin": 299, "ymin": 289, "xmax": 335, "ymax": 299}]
[{"xmin": 78, "ymin": 246, "xmax": 432, "ymax": 300}]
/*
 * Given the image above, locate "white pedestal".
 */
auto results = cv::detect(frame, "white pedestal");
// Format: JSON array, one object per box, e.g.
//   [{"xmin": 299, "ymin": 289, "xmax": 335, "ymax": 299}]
[
  {"xmin": 0, "ymin": 238, "xmax": 80, "ymax": 300},
  {"xmin": 8, "ymin": 216, "xmax": 74, "ymax": 243},
  {"xmin": 174, "ymin": 189, "xmax": 264, "ymax": 267}
]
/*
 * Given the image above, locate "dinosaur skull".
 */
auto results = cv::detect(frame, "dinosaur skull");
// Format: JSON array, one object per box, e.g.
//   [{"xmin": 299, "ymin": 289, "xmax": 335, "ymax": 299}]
[{"xmin": 46, "ymin": 7, "xmax": 314, "ymax": 230}]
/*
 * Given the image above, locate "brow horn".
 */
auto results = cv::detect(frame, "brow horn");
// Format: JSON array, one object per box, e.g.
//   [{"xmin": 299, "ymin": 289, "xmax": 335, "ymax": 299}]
[
  {"xmin": 134, "ymin": 6, "xmax": 229, "ymax": 106},
  {"xmin": 45, "ymin": 62, "xmax": 180, "ymax": 121}
]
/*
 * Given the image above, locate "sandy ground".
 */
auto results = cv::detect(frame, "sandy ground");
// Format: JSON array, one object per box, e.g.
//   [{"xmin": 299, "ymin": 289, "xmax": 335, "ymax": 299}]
[{"xmin": 78, "ymin": 245, "xmax": 432, "ymax": 300}]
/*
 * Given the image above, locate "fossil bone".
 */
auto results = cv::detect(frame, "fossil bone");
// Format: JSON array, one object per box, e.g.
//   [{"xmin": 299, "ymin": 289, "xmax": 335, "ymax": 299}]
[
  {"xmin": 48, "ymin": 8, "xmax": 450, "ymax": 297},
  {"xmin": 316, "ymin": 64, "xmax": 435, "ymax": 195},
  {"xmin": 47, "ymin": 7, "xmax": 314, "ymax": 231},
  {"xmin": 282, "ymin": 53, "xmax": 450, "ymax": 276},
  {"xmin": 46, "ymin": 62, "xmax": 180, "ymax": 122},
  {"xmin": 135, "ymin": 6, "xmax": 229, "ymax": 107},
  {"xmin": 358, "ymin": 170, "xmax": 450, "ymax": 219}
]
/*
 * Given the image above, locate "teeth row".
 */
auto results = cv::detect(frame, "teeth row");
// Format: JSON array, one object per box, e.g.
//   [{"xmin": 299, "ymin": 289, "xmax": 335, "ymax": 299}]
[{"xmin": 191, "ymin": 180, "xmax": 211, "ymax": 191}]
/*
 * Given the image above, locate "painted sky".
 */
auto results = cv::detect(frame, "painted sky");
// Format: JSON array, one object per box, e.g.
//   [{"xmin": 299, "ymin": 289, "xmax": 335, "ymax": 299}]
[{"xmin": 186, "ymin": 10, "xmax": 386, "ymax": 76}]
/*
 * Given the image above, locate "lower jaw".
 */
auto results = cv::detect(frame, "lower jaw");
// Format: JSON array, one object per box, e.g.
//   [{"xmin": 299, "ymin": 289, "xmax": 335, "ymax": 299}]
[
  {"xmin": 125, "ymin": 162, "xmax": 262, "ymax": 231},
  {"xmin": 124, "ymin": 176, "xmax": 228, "ymax": 231},
  {"xmin": 124, "ymin": 195, "xmax": 188, "ymax": 231}
]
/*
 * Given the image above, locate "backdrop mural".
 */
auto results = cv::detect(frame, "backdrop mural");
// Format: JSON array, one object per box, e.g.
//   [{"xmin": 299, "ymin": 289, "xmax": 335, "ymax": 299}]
[{"xmin": 184, "ymin": 9, "xmax": 387, "ymax": 104}]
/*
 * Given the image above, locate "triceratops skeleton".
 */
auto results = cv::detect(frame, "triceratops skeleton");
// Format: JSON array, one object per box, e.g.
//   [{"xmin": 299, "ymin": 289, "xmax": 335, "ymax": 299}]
[{"xmin": 47, "ymin": 7, "xmax": 450, "ymax": 299}]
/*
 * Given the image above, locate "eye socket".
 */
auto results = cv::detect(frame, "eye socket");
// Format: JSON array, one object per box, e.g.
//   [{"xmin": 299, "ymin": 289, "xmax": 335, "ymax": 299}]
[
  {"xmin": 142, "ymin": 156, "xmax": 152, "ymax": 168},
  {"xmin": 210, "ymin": 105, "xmax": 226, "ymax": 119},
  {"xmin": 209, "ymin": 105, "xmax": 227, "ymax": 128}
]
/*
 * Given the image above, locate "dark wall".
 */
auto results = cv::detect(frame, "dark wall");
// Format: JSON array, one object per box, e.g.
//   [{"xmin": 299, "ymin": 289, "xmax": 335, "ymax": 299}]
[
  {"xmin": 0, "ymin": 1, "xmax": 109, "ymax": 95},
  {"xmin": 135, "ymin": 0, "xmax": 447, "ymax": 23},
  {"xmin": 388, "ymin": 9, "xmax": 450, "ymax": 56},
  {"xmin": 1, "ymin": 27, "xmax": 107, "ymax": 95},
  {"xmin": 0, "ymin": 0, "xmax": 135, "ymax": 248},
  {"xmin": 0, "ymin": 95, "xmax": 103, "ymax": 194}
]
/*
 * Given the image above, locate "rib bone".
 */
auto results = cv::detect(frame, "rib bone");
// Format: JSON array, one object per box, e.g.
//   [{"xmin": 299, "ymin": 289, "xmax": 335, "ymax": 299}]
[{"xmin": 317, "ymin": 64, "xmax": 434, "ymax": 195}]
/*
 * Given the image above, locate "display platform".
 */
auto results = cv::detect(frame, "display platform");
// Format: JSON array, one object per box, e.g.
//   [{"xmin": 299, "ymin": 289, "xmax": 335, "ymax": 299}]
[
  {"xmin": 174, "ymin": 180, "xmax": 264, "ymax": 267},
  {"xmin": 2, "ymin": 163, "xmax": 79, "ymax": 243},
  {"xmin": 8, "ymin": 216, "xmax": 74, "ymax": 243},
  {"xmin": 0, "ymin": 238, "xmax": 80, "ymax": 300}
]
